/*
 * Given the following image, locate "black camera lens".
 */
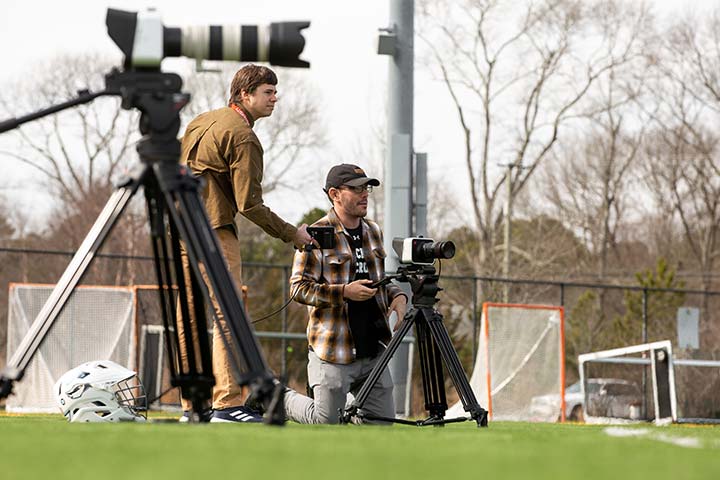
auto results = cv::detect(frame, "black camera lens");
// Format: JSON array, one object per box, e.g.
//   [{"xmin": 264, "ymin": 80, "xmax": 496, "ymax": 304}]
[
  {"xmin": 415, "ymin": 240, "xmax": 456, "ymax": 264},
  {"xmin": 419, "ymin": 240, "xmax": 455, "ymax": 261}
]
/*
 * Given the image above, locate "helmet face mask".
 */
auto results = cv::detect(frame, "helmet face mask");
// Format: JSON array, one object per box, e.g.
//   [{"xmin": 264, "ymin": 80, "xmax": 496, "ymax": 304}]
[{"xmin": 55, "ymin": 360, "xmax": 147, "ymax": 423}]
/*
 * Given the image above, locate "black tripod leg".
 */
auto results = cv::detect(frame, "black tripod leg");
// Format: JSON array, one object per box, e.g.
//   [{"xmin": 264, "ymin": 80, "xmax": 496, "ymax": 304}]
[
  {"xmin": 144, "ymin": 177, "xmax": 214, "ymax": 415},
  {"xmin": 169, "ymin": 220, "xmax": 215, "ymax": 414},
  {"xmin": 152, "ymin": 163, "xmax": 283, "ymax": 424},
  {"xmin": 424, "ymin": 308, "xmax": 488, "ymax": 427},
  {"xmin": 0, "ymin": 175, "xmax": 144, "ymax": 398},
  {"xmin": 343, "ymin": 311, "xmax": 416, "ymax": 423},
  {"xmin": 415, "ymin": 311, "xmax": 448, "ymax": 421}
]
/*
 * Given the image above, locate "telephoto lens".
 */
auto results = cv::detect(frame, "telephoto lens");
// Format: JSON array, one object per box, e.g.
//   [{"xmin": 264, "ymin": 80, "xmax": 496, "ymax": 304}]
[
  {"xmin": 106, "ymin": 8, "xmax": 310, "ymax": 69},
  {"xmin": 164, "ymin": 22, "xmax": 310, "ymax": 67}
]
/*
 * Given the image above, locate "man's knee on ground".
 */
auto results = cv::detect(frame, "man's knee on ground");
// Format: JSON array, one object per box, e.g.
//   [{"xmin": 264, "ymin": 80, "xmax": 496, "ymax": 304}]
[{"xmin": 311, "ymin": 383, "xmax": 347, "ymax": 424}]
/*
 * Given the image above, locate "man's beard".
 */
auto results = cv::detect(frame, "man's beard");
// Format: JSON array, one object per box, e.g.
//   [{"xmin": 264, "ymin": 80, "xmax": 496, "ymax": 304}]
[{"xmin": 349, "ymin": 204, "xmax": 368, "ymax": 218}]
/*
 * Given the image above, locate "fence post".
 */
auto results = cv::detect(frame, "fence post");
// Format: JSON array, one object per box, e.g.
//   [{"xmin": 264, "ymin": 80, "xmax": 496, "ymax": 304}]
[
  {"xmin": 281, "ymin": 265, "xmax": 289, "ymax": 380},
  {"xmin": 642, "ymin": 288, "xmax": 648, "ymax": 343},
  {"xmin": 472, "ymin": 278, "xmax": 478, "ymax": 362},
  {"xmin": 641, "ymin": 287, "xmax": 649, "ymax": 417}
]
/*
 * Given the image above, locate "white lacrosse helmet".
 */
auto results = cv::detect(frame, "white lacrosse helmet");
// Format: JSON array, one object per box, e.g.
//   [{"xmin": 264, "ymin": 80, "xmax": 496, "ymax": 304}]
[{"xmin": 54, "ymin": 360, "xmax": 147, "ymax": 423}]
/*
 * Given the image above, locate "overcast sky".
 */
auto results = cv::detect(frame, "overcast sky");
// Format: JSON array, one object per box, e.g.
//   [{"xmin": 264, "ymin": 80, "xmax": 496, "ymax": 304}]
[{"xmin": 0, "ymin": 0, "xmax": 709, "ymax": 231}]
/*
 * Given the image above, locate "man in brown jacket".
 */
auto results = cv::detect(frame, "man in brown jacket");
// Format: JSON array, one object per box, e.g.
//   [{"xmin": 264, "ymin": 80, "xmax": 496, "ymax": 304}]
[{"xmin": 178, "ymin": 64, "xmax": 313, "ymax": 423}]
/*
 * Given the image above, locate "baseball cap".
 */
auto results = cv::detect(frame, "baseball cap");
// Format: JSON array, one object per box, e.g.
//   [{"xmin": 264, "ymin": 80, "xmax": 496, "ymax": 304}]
[{"xmin": 324, "ymin": 164, "xmax": 380, "ymax": 192}]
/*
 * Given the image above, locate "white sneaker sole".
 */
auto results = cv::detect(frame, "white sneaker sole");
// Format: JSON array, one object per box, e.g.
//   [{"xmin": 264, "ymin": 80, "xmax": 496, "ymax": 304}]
[{"xmin": 210, "ymin": 417, "xmax": 261, "ymax": 423}]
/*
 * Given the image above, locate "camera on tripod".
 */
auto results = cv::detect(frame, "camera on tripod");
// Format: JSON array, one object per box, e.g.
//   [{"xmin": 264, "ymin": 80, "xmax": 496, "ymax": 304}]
[
  {"xmin": 0, "ymin": 7, "xmax": 313, "ymax": 425},
  {"xmin": 392, "ymin": 237, "xmax": 455, "ymax": 266},
  {"xmin": 343, "ymin": 234, "xmax": 489, "ymax": 427}
]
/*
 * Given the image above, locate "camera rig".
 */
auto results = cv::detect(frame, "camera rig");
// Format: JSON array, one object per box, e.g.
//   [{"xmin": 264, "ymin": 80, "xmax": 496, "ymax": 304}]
[
  {"xmin": 341, "ymin": 243, "xmax": 488, "ymax": 427},
  {"xmin": 0, "ymin": 8, "xmax": 310, "ymax": 424}
]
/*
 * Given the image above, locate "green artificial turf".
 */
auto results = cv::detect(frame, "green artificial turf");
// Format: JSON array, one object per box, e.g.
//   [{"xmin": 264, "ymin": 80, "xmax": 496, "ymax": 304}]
[{"xmin": 1, "ymin": 414, "xmax": 718, "ymax": 480}]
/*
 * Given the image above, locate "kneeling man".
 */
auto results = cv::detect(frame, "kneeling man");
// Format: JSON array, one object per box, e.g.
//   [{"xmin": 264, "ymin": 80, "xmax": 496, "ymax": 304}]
[{"xmin": 284, "ymin": 164, "xmax": 407, "ymax": 424}]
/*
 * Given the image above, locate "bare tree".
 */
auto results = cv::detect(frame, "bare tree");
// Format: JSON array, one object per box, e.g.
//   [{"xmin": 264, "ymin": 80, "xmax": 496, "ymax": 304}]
[
  {"xmin": 0, "ymin": 52, "xmax": 151, "ymax": 287},
  {"xmin": 541, "ymin": 75, "xmax": 650, "ymax": 281},
  {"xmin": 641, "ymin": 10, "xmax": 720, "ymax": 294},
  {"xmin": 636, "ymin": 10, "xmax": 720, "ymax": 349},
  {"xmin": 540, "ymin": 118, "xmax": 647, "ymax": 357},
  {"xmin": 418, "ymin": 0, "xmax": 651, "ymax": 275},
  {"xmin": 0, "ymin": 53, "xmax": 138, "ymax": 214}
]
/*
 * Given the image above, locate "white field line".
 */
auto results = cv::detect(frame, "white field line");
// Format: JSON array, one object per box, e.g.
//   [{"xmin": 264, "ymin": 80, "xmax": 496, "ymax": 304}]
[{"xmin": 604, "ymin": 427, "xmax": 703, "ymax": 449}]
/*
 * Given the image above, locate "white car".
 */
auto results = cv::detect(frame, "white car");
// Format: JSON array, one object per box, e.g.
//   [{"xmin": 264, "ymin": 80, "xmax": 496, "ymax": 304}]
[{"xmin": 529, "ymin": 378, "xmax": 643, "ymax": 422}]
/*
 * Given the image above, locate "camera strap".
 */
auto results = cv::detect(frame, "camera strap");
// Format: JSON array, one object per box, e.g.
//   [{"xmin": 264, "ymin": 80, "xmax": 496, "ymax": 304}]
[{"xmin": 230, "ymin": 103, "xmax": 250, "ymax": 127}]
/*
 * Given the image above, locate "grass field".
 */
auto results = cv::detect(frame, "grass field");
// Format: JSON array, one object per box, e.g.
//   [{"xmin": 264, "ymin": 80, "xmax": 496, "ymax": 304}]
[{"xmin": 1, "ymin": 414, "xmax": 719, "ymax": 479}]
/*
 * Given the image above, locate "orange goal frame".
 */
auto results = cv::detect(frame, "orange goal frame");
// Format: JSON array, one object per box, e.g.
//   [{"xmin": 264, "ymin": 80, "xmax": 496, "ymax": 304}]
[{"xmin": 482, "ymin": 302, "xmax": 566, "ymax": 422}]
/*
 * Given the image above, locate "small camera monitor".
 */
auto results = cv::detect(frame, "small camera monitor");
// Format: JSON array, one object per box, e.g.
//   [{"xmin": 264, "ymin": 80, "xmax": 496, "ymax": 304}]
[{"xmin": 307, "ymin": 226, "xmax": 335, "ymax": 250}]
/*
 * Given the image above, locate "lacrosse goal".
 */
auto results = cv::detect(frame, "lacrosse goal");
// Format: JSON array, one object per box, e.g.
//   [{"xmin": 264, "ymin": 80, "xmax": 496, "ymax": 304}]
[{"xmin": 447, "ymin": 302, "xmax": 565, "ymax": 422}]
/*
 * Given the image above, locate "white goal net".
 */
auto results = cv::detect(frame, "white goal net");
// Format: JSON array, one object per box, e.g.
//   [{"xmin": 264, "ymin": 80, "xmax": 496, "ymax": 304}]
[
  {"xmin": 447, "ymin": 303, "xmax": 565, "ymax": 422},
  {"xmin": 5, "ymin": 283, "xmax": 136, "ymax": 413},
  {"xmin": 579, "ymin": 340, "xmax": 720, "ymax": 425}
]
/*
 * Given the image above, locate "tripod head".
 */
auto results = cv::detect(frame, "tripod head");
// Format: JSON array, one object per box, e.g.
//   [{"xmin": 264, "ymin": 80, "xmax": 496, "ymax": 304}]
[
  {"xmin": 391, "ymin": 264, "xmax": 443, "ymax": 308},
  {"xmin": 107, "ymin": 69, "xmax": 189, "ymax": 166}
]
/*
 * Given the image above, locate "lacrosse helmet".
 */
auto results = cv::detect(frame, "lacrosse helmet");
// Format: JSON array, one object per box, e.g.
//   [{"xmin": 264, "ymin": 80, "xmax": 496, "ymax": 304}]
[{"xmin": 54, "ymin": 360, "xmax": 147, "ymax": 423}]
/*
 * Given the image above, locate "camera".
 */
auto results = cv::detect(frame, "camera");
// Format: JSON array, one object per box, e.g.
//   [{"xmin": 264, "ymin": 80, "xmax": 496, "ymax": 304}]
[
  {"xmin": 306, "ymin": 226, "xmax": 335, "ymax": 250},
  {"xmin": 392, "ymin": 237, "xmax": 455, "ymax": 266},
  {"xmin": 106, "ymin": 8, "xmax": 310, "ymax": 70}
]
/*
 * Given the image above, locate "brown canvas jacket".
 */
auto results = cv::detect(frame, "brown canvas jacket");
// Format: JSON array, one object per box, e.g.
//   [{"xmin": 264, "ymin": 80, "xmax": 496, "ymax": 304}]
[{"xmin": 179, "ymin": 106, "xmax": 296, "ymax": 243}]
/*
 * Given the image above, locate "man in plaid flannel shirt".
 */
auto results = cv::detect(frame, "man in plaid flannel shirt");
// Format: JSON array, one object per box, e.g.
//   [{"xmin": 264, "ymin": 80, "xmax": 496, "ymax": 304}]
[{"xmin": 284, "ymin": 164, "xmax": 408, "ymax": 424}]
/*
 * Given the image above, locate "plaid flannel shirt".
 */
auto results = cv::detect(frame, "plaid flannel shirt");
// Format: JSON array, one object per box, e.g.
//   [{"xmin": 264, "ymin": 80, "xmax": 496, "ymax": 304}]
[{"xmin": 290, "ymin": 208, "xmax": 406, "ymax": 364}]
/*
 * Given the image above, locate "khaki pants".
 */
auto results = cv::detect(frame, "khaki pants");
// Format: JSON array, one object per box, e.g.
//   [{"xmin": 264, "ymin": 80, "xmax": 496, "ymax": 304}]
[{"xmin": 177, "ymin": 227, "xmax": 245, "ymax": 411}]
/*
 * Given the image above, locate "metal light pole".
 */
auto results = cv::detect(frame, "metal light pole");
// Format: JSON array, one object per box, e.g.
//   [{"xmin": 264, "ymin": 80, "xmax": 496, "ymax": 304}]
[
  {"xmin": 414, "ymin": 152, "xmax": 427, "ymax": 236},
  {"xmin": 378, "ymin": 0, "xmax": 414, "ymax": 417}
]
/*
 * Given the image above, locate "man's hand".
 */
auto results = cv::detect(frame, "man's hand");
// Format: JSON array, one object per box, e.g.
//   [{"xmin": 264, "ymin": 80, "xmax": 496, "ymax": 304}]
[
  {"xmin": 388, "ymin": 295, "xmax": 408, "ymax": 332},
  {"xmin": 343, "ymin": 279, "xmax": 377, "ymax": 301},
  {"xmin": 294, "ymin": 223, "xmax": 317, "ymax": 249}
]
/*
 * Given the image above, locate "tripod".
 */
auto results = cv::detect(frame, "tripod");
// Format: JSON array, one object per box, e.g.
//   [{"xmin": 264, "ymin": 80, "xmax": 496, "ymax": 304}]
[
  {"xmin": 341, "ymin": 264, "xmax": 488, "ymax": 427},
  {"xmin": 0, "ymin": 69, "xmax": 284, "ymax": 423}
]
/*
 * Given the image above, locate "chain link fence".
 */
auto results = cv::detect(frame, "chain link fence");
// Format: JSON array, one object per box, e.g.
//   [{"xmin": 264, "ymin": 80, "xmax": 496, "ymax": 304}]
[{"xmin": 2, "ymin": 246, "xmax": 718, "ymax": 417}]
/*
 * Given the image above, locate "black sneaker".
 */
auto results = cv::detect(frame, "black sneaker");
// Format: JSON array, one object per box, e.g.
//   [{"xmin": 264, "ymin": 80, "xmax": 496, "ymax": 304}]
[
  {"xmin": 178, "ymin": 408, "xmax": 213, "ymax": 423},
  {"xmin": 243, "ymin": 392, "xmax": 266, "ymax": 416},
  {"xmin": 210, "ymin": 406, "xmax": 263, "ymax": 423}
]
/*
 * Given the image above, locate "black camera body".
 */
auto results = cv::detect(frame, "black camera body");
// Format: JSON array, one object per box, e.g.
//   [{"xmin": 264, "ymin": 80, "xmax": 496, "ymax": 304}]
[
  {"xmin": 307, "ymin": 226, "xmax": 335, "ymax": 250},
  {"xmin": 392, "ymin": 237, "xmax": 455, "ymax": 266}
]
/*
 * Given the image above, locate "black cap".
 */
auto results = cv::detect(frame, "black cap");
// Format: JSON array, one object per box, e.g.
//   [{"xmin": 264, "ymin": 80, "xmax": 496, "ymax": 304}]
[{"xmin": 324, "ymin": 164, "xmax": 380, "ymax": 192}]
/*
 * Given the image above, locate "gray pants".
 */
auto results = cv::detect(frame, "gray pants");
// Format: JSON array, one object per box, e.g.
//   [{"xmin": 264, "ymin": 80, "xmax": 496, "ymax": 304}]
[{"xmin": 284, "ymin": 350, "xmax": 395, "ymax": 424}]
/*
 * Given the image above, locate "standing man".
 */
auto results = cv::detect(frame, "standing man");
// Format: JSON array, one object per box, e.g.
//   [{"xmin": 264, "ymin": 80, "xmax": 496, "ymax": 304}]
[
  {"xmin": 284, "ymin": 164, "xmax": 408, "ymax": 424},
  {"xmin": 179, "ymin": 64, "xmax": 313, "ymax": 423}
]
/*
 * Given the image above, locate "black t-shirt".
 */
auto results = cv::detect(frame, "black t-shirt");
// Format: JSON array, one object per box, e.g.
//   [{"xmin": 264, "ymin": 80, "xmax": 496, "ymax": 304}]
[{"xmin": 345, "ymin": 224, "xmax": 382, "ymax": 358}]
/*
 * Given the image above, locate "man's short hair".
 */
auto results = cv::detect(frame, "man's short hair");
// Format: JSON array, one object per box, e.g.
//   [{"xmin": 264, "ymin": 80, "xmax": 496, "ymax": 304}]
[{"xmin": 228, "ymin": 64, "xmax": 278, "ymax": 106}]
